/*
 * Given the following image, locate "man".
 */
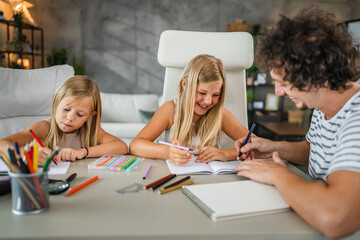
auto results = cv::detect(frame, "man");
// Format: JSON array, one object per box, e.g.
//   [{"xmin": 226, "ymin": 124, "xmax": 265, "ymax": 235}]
[{"xmin": 235, "ymin": 7, "xmax": 360, "ymax": 239}]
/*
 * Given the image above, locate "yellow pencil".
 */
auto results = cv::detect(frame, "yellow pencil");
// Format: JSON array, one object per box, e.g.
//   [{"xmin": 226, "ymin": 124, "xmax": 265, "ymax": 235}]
[
  {"xmin": 158, "ymin": 180, "xmax": 195, "ymax": 195},
  {"xmin": 33, "ymin": 143, "xmax": 38, "ymax": 172}
]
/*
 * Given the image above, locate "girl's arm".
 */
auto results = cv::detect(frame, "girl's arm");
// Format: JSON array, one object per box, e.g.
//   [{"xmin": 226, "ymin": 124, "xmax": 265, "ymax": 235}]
[
  {"xmin": 85, "ymin": 127, "xmax": 128, "ymax": 157},
  {"xmin": 0, "ymin": 121, "xmax": 52, "ymax": 165},
  {"xmin": 197, "ymin": 108, "xmax": 249, "ymax": 162},
  {"xmin": 129, "ymin": 101, "xmax": 176, "ymax": 159}
]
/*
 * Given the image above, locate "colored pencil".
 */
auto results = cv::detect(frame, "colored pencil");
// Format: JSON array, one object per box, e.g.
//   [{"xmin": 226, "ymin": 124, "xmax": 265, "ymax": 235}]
[
  {"xmin": 151, "ymin": 174, "xmax": 177, "ymax": 191},
  {"xmin": 7, "ymin": 147, "xmax": 15, "ymax": 165},
  {"xmin": 158, "ymin": 180, "xmax": 195, "ymax": 195},
  {"xmin": 143, "ymin": 163, "xmax": 152, "ymax": 179},
  {"xmin": 144, "ymin": 173, "xmax": 174, "ymax": 190},
  {"xmin": 65, "ymin": 176, "xmax": 99, "ymax": 196},
  {"xmin": 163, "ymin": 176, "xmax": 191, "ymax": 189},
  {"xmin": 29, "ymin": 129, "xmax": 44, "ymax": 147},
  {"xmin": 29, "ymin": 129, "xmax": 57, "ymax": 165},
  {"xmin": 33, "ymin": 143, "xmax": 38, "ymax": 172}
]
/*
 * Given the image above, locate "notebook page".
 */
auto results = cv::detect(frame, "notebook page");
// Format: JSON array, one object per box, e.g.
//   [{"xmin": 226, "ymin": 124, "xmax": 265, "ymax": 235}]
[
  {"xmin": 208, "ymin": 160, "xmax": 241, "ymax": 174},
  {"xmin": 166, "ymin": 159, "xmax": 214, "ymax": 175},
  {"xmin": 0, "ymin": 158, "xmax": 70, "ymax": 175}
]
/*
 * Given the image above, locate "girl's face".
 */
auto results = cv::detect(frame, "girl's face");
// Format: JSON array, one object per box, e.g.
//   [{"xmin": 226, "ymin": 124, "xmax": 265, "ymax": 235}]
[
  {"xmin": 55, "ymin": 96, "xmax": 95, "ymax": 133},
  {"xmin": 193, "ymin": 80, "xmax": 222, "ymax": 122}
]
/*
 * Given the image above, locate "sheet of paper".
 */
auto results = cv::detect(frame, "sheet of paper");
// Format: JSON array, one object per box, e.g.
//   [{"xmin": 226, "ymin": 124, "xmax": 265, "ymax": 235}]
[
  {"xmin": 166, "ymin": 159, "xmax": 213, "ymax": 175},
  {"xmin": 0, "ymin": 158, "xmax": 70, "ymax": 175},
  {"xmin": 47, "ymin": 161, "xmax": 70, "ymax": 175}
]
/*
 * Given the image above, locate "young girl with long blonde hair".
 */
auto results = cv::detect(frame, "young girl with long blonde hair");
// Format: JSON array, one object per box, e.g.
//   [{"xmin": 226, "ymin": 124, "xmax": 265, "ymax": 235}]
[
  {"xmin": 0, "ymin": 76, "xmax": 128, "ymax": 165},
  {"xmin": 130, "ymin": 54, "xmax": 249, "ymax": 165}
]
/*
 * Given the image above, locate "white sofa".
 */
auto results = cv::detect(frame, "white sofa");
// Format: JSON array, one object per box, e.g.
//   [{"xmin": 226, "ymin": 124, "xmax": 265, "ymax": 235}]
[
  {"xmin": 100, "ymin": 92, "xmax": 162, "ymax": 146},
  {"xmin": 0, "ymin": 66, "xmax": 161, "ymax": 148},
  {"xmin": 0, "ymin": 65, "xmax": 74, "ymax": 138}
]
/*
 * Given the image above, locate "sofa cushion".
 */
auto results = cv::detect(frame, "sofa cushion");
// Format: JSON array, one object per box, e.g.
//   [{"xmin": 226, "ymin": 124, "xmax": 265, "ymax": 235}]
[
  {"xmin": 0, "ymin": 65, "xmax": 74, "ymax": 138},
  {"xmin": 101, "ymin": 122, "xmax": 146, "ymax": 138},
  {"xmin": 0, "ymin": 65, "xmax": 74, "ymax": 118},
  {"xmin": 101, "ymin": 93, "xmax": 160, "ymax": 123}
]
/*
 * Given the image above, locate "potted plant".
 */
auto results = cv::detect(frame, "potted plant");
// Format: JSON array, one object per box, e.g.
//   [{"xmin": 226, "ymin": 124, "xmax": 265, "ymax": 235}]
[{"xmin": 46, "ymin": 48, "xmax": 67, "ymax": 66}]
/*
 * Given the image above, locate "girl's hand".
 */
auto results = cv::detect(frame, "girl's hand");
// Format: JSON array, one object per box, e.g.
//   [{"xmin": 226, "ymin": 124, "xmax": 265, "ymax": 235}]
[
  {"xmin": 55, "ymin": 148, "xmax": 86, "ymax": 162},
  {"xmin": 196, "ymin": 146, "xmax": 226, "ymax": 163},
  {"xmin": 37, "ymin": 147, "xmax": 52, "ymax": 166},
  {"xmin": 169, "ymin": 140, "xmax": 193, "ymax": 165}
]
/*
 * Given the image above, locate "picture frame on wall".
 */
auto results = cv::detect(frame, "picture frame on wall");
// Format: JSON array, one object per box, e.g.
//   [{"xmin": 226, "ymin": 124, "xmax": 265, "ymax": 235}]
[
  {"xmin": 256, "ymin": 73, "xmax": 267, "ymax": 85},
  {"xmin": 253, "ymin": 100, "xmax": 264, "ymax": 110},
  {"xmin": 265, "ymin": 93, "xmax": 279, "ymax": 111}
]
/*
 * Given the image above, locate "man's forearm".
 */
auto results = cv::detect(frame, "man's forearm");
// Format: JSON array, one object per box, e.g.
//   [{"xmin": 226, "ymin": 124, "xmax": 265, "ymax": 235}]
[{"xmin": 274, "ymin": 140, "xmax": 310, "ymax": 165}]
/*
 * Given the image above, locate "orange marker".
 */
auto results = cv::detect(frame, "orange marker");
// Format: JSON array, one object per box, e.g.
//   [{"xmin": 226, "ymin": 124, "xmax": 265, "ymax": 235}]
[{"xmin": 65, "ymin": 176, "xmax": 99, "ymax": 196}]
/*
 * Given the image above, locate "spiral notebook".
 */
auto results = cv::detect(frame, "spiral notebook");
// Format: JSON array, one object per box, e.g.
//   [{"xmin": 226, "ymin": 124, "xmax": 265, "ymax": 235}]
[
  {"xmin": 166, "ymin": 159, "xmax": 241, "ymax": 175},
  {"xmin": 182, "ymin": 180, "xmax": 290, "ymax": 221}
]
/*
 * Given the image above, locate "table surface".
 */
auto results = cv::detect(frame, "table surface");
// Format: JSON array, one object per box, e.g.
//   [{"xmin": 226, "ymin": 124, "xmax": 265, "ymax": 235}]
[
  {"xmin": 258, "ymin": 122, "xmax": 308, "ymax": 136},
  {"xmin": 1, "ymin": 157, "xmax": 359, "ymax": 240}
]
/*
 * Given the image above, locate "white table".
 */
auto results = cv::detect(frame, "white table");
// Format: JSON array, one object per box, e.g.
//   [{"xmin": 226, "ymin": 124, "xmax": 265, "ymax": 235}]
[{"xmin": 1, "ymin": 157, "xmax": 359, "ymax": 240}]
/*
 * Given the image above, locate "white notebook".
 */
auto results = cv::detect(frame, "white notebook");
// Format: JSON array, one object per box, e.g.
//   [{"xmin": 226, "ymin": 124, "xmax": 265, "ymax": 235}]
[
  {"xmin": 182, "ymin": 180, "xmax": 290, "ymax": 221},
  {"xmin": 166, "ymin": 159, "xmax": 241, "ymax": 175}
]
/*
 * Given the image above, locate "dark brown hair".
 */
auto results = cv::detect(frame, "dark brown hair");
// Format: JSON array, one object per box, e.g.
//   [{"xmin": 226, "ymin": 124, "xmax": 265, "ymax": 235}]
[{"xmin": 255, "ymin": 7, "xmax": 360, "ymax": 91}]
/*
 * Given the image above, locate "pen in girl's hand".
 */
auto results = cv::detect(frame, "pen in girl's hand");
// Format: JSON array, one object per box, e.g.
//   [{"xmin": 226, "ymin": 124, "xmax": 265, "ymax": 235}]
[{"xmin": 157, "ymin": 140, "xmax": 194, "ymax": 151}]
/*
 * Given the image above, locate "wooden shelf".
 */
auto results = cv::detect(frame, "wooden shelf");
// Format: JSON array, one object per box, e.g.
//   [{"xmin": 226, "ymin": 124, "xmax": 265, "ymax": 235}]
[{"xmin": 0, "ymin": 19, "xmax": 44, "ymax": 69}]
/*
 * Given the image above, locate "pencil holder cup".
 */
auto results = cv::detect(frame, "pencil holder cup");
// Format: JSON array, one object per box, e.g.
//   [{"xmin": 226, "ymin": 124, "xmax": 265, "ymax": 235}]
[{"xmin": 9, "ymin": 171, "xmax": 49, "ymax": 215}]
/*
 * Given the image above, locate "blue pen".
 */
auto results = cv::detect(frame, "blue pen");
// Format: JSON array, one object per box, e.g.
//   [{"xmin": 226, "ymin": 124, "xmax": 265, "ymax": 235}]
[{"xmin": 238, "ymin": 123, "xmax": 256, "ymax": 159}]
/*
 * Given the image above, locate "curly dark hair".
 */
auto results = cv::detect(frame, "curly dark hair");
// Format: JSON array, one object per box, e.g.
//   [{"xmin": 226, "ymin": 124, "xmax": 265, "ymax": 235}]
[{"xmin": 255, "ymin": 7, "xmax": 360, "ymax": 91}]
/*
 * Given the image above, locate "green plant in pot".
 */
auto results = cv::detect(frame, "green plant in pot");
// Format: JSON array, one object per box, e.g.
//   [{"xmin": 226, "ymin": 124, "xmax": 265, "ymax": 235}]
[{"xmin": 47, "ymin": 48, "xmax": 67, "ymax": 66}]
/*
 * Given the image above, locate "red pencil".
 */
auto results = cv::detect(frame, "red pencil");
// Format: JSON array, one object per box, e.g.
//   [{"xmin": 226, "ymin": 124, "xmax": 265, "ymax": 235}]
[
  {"xmin": 144, "ymin": 174, "xmax": 174, "ymax": 190},
  {"xmin": 65, "ymin": 176, "xmax": 99, "ymax": 196},
  {"xmin": 29, "ymin": 129, "xmax": 44, "ymax": 147},
  {"xmin": 29, "ymin": 129, "xmax": 57, "ymax": 165}
]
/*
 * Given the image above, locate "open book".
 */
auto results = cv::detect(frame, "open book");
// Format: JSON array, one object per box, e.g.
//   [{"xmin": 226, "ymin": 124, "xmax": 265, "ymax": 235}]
[
  {"xmin": 166, "ymin": 159, "xmax": 241, "ymax": 175},
  {"xmin": 183, "ymin": 180, "xmax": 290, "ymax": 221}
]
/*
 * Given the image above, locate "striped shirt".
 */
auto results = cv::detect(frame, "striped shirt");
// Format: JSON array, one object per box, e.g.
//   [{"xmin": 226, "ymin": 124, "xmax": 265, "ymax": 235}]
[{"xmin": 306, "ymin": 89, "xmax": 360, "ymax": 182}]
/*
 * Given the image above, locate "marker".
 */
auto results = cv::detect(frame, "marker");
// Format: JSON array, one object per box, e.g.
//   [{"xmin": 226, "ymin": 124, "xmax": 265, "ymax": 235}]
[
  {"xmin": 65, "ymin": 176, "xmax": 99, "ymax": 196},
  {"xmin": 126, "ymin": 158, "xmax": 142, "ymax": 172},
  {"xmin": 143, "ymin": 163, "xmax": 152, "ymax": 179},
  {"xmin": 30, "ymin": 129, "xmax": 57, "ymax": 165},
  {"xmin": 157, "ymin": 140, "xmax": 194, "ymax": 151},
  {"xmin": 238, "ymin": 123, "xmax": 256, "ymax": 160}
]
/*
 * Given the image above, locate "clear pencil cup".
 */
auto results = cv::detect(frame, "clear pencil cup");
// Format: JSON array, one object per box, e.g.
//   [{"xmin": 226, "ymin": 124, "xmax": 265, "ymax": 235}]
[{"xmin": 9, "ymin": 171, "xmax": 49, "ymax": 215}]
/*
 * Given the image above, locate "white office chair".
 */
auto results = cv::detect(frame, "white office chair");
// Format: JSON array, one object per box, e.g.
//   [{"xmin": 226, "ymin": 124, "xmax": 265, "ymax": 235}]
[{"xmin": 157, "ymin": 30, "xmax": 254, "ymax": 149}]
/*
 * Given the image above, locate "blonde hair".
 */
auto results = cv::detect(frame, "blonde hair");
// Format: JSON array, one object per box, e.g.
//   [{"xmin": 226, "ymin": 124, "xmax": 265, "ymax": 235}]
[
  {"xmin": 44, "ymin": 76, "xmax": 102, "ymax": 149},
  {"xmin": 171, "ymin": 54, "xmax": 226, "ymax": 148}
]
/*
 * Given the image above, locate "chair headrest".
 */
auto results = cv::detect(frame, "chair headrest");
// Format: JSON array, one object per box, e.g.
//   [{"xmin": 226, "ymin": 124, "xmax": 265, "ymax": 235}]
[{"xmin": 157, "ymin": 30, "xmax": 254, "ymax": 69}]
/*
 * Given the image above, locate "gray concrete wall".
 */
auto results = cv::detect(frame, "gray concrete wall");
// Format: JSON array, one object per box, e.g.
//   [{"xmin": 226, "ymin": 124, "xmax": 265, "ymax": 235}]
[{"xmin": 2, "ymin": 0, "xmax": 359, "ymax": 94}]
